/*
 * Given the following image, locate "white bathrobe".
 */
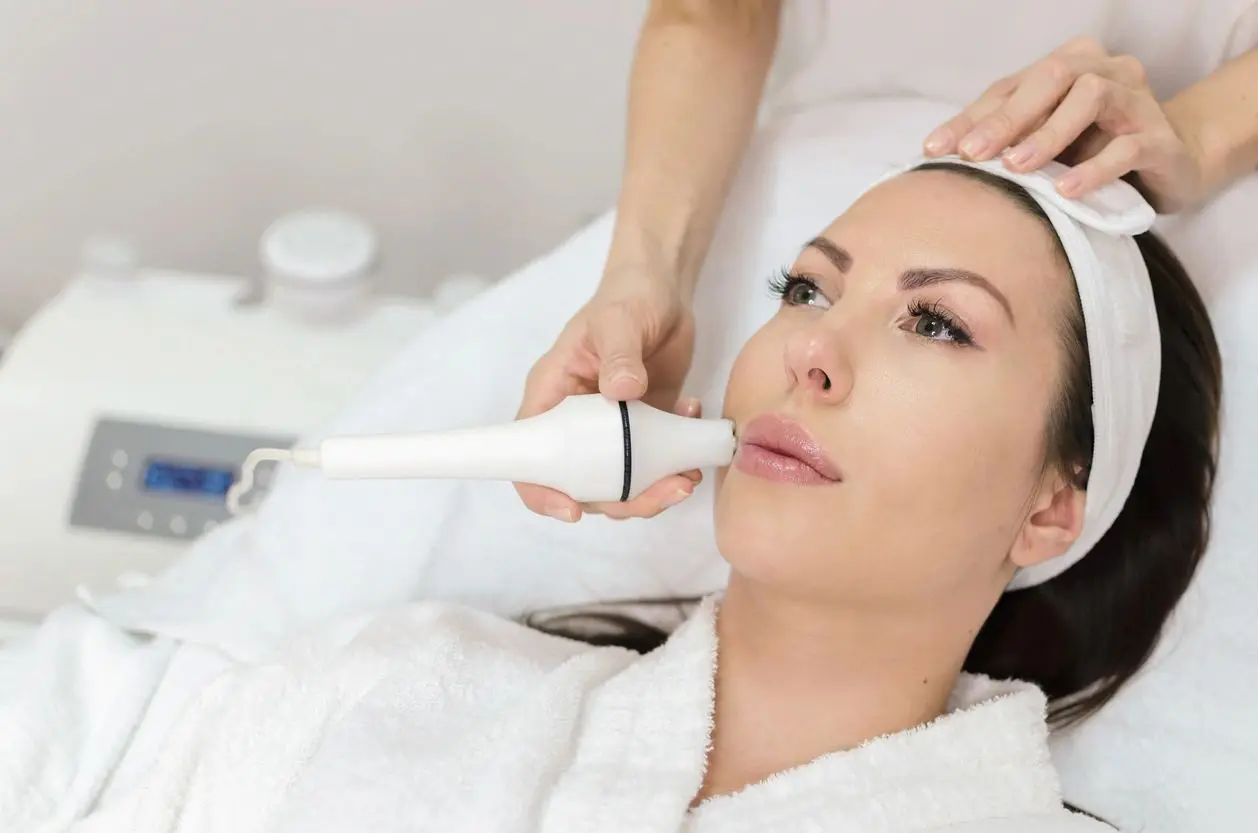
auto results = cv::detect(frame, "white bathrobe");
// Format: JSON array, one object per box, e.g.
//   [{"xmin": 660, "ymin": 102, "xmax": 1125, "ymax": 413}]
[{"xmin": 70, "ymin": 598, "xmax": 1109, "ymax": 833}]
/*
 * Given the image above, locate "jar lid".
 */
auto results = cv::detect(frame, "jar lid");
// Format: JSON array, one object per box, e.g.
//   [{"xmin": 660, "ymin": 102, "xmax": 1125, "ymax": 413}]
[{"xmin": 260, "ymin": 210, "xmax": 378, "ymax": 286}]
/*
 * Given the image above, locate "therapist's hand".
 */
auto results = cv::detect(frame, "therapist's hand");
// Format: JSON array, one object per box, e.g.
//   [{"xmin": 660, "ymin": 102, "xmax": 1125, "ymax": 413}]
[
  {"xmin": 514, "ymin": 265, "xmax": 700, "ymax": 522},
  {"xmin": 922, "ymin": 37, "xmax": 1206, "ymax": 212}
]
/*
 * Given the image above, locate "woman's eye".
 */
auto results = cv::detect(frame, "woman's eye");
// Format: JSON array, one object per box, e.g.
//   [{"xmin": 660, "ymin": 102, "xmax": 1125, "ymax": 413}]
[
  {"xmin": 908, "ymin": 303, "xmax": 973, "ymax": 347},
  {"xmin": 768, "ymin": 271, "xmax": 831, "ymax": 310},
  {"xmin": 915, "ymin": 313, "xmax": 951, "ymax": 340},
  {"xmin": 786, "ymin": 281, "xmax": 820, "ymax": 306}
]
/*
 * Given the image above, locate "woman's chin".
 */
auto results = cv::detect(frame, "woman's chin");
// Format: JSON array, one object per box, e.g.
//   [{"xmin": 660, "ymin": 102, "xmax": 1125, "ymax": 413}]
[{"xmin": 714, "ymin": 473, "xmax": 838, "ymax": 591}]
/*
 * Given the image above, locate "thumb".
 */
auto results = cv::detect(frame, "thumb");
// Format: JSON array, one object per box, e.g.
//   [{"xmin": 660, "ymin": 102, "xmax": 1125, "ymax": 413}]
[{"xmin": 591, "ymin": 306, "xmax": 648, "ymax": 401}]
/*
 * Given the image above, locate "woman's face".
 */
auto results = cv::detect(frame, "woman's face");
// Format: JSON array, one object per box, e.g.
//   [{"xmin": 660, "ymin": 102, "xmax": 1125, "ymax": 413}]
[{"xmin": 716, "ymin": 169, "xmax": 1085, "ymax": 607}]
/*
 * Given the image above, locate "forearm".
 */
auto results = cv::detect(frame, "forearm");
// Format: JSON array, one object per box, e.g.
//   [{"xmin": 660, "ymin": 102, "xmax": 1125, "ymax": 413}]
[
  {"xmin": 606, "ymin": 0, "xmax": 782, "ymax": 298},
  {"xmin": 1164, "ymin": 49, "xmax": 1258, "ymax": 202}
]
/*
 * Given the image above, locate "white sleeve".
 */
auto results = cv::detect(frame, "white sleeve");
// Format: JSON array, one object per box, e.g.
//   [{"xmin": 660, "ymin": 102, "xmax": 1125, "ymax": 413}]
[{"xmin": 1203, "ymin": 0, "xmax": 1258, "ymax": 66}]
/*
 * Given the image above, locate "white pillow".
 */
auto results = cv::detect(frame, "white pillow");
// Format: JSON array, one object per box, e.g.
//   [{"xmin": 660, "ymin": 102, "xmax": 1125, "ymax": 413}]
[
  {"xmin": 91, "ymin": 98, "xmax": 1257, "ymax": 833},
  {"xmin": 1049, "ymin": 172, "xmax": 1258, "ymax": 831}
]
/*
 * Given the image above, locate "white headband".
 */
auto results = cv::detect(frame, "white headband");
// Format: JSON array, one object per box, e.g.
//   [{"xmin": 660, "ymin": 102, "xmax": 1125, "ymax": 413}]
[{"xmin": 872, "ymin": 156, "xmax": 1161, "ymax": 590}]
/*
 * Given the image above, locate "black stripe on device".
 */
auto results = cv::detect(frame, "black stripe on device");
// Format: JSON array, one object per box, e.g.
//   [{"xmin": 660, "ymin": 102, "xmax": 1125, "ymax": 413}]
[{"xmin": 619, "ymin": 400, "xmax": 632, "ymax": 502}]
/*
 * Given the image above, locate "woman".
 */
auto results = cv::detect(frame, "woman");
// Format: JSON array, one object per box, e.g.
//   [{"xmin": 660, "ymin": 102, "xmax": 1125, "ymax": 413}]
[
  {"xmin": 514, "ymin": 0, "xmax": 1255, "ymax": 524},
  {"xmin": 72, "ymin": 159, "xmax": 1220, "ymax": 831}
]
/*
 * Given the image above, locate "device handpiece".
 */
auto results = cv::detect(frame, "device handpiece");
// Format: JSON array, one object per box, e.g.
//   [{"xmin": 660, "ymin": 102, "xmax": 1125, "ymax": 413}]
[{"xmin": 226, "ymin": 394, "xmax": 736, "ymax": 514}]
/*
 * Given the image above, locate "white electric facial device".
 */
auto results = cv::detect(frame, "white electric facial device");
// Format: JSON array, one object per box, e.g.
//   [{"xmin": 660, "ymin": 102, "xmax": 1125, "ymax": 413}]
[{"xmin": 225, "ymin": 394, "xmax": 737, "ymax": 514}]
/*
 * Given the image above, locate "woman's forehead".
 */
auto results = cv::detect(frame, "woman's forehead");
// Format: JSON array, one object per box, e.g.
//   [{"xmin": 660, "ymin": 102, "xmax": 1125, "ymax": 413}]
[{"xmin": 813, "ymin": 170, "xmax": 1071, "ymax": 297}]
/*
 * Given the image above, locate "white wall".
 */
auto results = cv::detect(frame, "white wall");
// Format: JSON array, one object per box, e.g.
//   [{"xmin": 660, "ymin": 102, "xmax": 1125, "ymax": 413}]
[{"xmin": 0, "ymin": 0, "xmax": 646, "ymax": 332}]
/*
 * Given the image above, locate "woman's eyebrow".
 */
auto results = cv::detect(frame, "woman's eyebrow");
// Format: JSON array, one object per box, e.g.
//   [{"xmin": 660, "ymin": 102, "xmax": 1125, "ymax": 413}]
[
  {"xmin": 804, "ymin": 237, "xmax": 1015, "ymax": 328},
  {"xmin": 805, "ymin": 237, "xmax": 852, "ymax": 272},
  {"xmin": 900, "ymin": 268, "xmax": 1016, "ymax": 327}
]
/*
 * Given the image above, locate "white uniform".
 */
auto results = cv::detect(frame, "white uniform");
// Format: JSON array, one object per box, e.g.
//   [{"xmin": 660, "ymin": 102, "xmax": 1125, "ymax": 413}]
[
  {"xmin": 69, "ymin": 599, "xmax": 1108, "ymax": 833},
  {"xmin": 769, "ymin": 0, "xmax": 1258, "ymax": 111}
]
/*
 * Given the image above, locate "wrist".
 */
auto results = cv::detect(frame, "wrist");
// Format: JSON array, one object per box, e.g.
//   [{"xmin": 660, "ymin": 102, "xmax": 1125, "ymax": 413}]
[
  {"xmin": 1162, "ymin": 52, "xmax": 1258, "ymax": 203},
  {"xmin": 603, "ymin": 223, "xmax": 702, "ymax": 302},
  {"xmin": 1159, "ymin": 102, "xmax": 1212, "ymax": 208},
  {"xmin": 1164, "ymin": 97, "xmax": 1221, "ymax": 199},
  {"xmin": 597, "ymin": 258, "xmax": 693, "ymax": 315}
]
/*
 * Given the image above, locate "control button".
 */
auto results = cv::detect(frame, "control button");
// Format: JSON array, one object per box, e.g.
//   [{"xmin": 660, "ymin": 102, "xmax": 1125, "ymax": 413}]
[
  {"xmin": 203, "ymin": 519, "xmax": 218, "ymax": 534},
  {"xmin": 169, "ymin": 515, "xmax": 188, "ymax": 535},
  {"xmin": 111, "ymin": 450, "xmax": 129, "ymax": 468},
  {"xmin": 106, "ymin": 471, "xmax": 124, "ymax": 491},
  {"xmin": 137, "ymin": 511, "xmax": 154, "ymax": 531}
]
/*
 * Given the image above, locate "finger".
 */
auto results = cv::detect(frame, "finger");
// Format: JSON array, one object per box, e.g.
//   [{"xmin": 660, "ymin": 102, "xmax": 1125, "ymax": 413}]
[
  {"xmin": 923, "ymin": 76, "xmax": 1019, "ymax": 157},
  {"xmin": 674, "ymin": 396, "xmax": 702, "ymax": 418},
  {"xmin": 1002, "ymin": 72, "xmax": 1114, "ymax": 171},
  {"xmin": 1105, "ymin": 53, "xmax": 1148, "ymax": 88},
  {"xmin": 960, "ymin": 55, "xmax": 1091, "ymax": 161},
  {"xmin": 586, "ymin": 475, "xmax": 697, "ymax": 520},
  {"xmin": 514, "ymin": 481, "xmax": 583, "ymax": 523},
  {"xmin": 1055, "ymin": 133, "xmax": 1146, "ymax": 198},
  {"xmin": 515, "ymin": 355, "xmax": 586, "ymax": 420},
  {"xmin": 589, "ymin": 305, "xmax": 648, "ymax": 402},
  {"xmin": 1055, "ymin": 35, "xmax": 1108, "ymax": 60},
  {"xmin": 1054, "ymin": 123, "xmax": 1110, "ymax": 168}
]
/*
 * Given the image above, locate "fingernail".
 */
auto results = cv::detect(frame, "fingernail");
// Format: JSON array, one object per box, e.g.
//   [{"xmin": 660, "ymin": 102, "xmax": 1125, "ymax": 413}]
[
  {"xmin": 611, "ymin": 373, "xmax": 643, "ymax": 392},
  {"xmin": 1004, "ymin": 141, "xmax": 1034, "ymax": 167},
  {"xmin": 1057, "ymin": 171, "xmax": 1082, "ymax": 196},
  {"xmin": 959, "ymin": 132, "xmax": 989, "ymax": 158},
  {"xmin": 545, "ymin": 502, "xmax": 577, "ymax": 523},
  {"xmin": 605, "ymin": 363, "xmax": 643, "ymax": 388},
  {"xmin": 923, "ymin": 129, "xmax": 948, "ymax": 155},
  {"xmin": 661, "ymin": 488, "xmax": 692, "ymax": 509}
]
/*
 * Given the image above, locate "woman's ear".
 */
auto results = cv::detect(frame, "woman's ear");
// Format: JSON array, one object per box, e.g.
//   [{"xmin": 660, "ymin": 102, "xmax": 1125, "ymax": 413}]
[{"xmin": 1010, "ymin": 470, "xmax": 1086, "ymax": 569}]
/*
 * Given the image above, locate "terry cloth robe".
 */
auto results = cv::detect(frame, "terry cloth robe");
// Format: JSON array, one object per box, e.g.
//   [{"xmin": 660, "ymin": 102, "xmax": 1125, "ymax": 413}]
[{"xmin": 67, "ymin": 597, "xmax": 1111, "ymax": 833}]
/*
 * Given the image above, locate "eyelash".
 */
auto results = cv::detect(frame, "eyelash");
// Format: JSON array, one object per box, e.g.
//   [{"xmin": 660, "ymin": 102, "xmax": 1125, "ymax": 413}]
[
  {"xmin": 766, "ymin": 267, "xmax": 806, "ymax": 301},
  {"xmin": 766, "ymin": 269, "xmax": 975, "ymax": 348}
]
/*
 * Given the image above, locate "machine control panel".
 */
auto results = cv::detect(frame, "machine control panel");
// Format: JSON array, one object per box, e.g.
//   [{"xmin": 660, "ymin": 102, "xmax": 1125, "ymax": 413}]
[{"xmin": 70, "ymin": 418, "xmax": 295, "ymax": 541}]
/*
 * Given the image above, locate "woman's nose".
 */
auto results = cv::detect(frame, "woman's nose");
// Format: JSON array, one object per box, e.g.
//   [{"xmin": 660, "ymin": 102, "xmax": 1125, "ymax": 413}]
[{"xmin": 785, "ymin": 326, "xmax": 853, "ymax": 402}]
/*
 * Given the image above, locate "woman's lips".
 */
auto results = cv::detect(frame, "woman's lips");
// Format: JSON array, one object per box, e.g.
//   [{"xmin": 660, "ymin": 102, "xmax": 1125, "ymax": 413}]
[{"xmin": 733, "ymin": 413, "xmax": 842, "ymax": 486}]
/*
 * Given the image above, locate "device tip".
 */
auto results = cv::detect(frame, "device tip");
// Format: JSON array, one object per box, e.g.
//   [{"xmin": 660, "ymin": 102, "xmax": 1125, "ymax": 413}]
[{"xmin": 226, "ymin": 448, "xmax": 297, "ymax": 515}]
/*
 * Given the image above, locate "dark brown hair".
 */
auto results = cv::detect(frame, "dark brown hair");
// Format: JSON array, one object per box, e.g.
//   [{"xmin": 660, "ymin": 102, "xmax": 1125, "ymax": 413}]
[
  {"xmin": 930, "ymin": 162, "xmax": 1222, "ymax": 728},
  {"xmin": 527, "ymin": 163, "xmax": 1223, "ymax": 735}
]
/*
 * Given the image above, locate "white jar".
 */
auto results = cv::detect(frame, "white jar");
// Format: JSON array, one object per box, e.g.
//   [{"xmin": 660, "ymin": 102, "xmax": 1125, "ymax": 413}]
[{"xmin": 260, "ymin": 210, "xmax": 378, "ymax": 324}]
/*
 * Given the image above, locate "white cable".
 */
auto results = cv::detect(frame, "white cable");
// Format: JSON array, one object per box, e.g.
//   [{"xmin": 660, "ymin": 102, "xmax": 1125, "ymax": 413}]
[{"xmin": 225, "ymin": 446, "xmax": 321, "ymax": 515}]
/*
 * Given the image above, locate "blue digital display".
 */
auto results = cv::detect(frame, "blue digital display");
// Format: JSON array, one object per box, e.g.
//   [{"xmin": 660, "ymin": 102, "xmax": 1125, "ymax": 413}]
[{"xmin": 142, "ymin": 459, "xmax": 236, "ymax": 499}]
